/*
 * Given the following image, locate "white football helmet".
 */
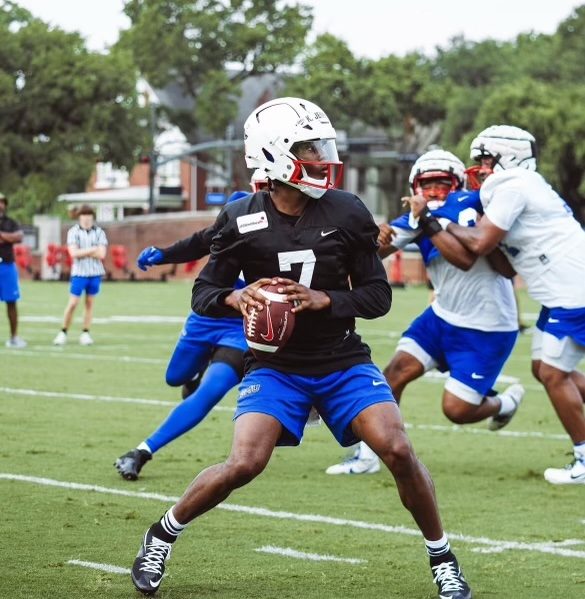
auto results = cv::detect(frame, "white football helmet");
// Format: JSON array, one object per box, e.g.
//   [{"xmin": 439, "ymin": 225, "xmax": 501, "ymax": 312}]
[
  {"xmin": 470, "ymin": 125, "xmax": 537, "ymax": 172},
  {"xmin": 409, "ymin": 149, "xmax": 465, "ymax": 195},
  {"xmin": 244, "ymin": 97, "xmax": 343, "ymax": 199}
]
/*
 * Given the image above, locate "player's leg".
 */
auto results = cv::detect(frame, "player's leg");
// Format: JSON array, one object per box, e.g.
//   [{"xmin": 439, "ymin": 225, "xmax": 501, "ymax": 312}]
[
  {"xmin": 537, "ymin": 331, "xmax": 585, "ymax": 484},
  {"xmin": 54, "ymin": 277, "xmax": 83, "ymax": 344},
  {"xmin": 130, "ymin": 367, "xmax": 309, "ymax": 594},
  {"xmin": 131, "ymin": 412, "xmax": 282, "ymax": 594},
  {"xmin": 319, "ymin": 364, "xmax": 471, "ymax": 599},
  {"xmin": 115, "ymin": 347, "xmax": 244, "ymax": 480},
  {"xmin": 440, "ymin": 325, "xmax": 522, "ymax": 429},
  {"xmin": 2, "ymin": 263, "xmax": 26, "ymax": 347}
]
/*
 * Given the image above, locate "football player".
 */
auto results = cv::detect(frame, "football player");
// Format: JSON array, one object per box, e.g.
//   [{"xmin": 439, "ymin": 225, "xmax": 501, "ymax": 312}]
[
  {"xmin": 327, "ymin": 150, "xmax": 524, "ymax": 476},
  {"xmin": 114, "ymin": 191, "xmax": 250, "ymax": 481},
  {"xmin": 128, "ymin": 98, "xmax": 472, "ymax": 599},
  {"xmin": 444, "ymin": 125, "xmax": 585, "ymax": 485}
]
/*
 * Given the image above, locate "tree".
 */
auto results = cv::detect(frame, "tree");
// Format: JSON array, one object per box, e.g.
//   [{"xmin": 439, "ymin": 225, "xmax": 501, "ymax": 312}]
[
  {"xmin": 119, "ymin": 0, "xmax": 313, "ymax": 139},
  {"xmin": 0, "ymin": 1, "xmax": 147, "ymax": 221}
]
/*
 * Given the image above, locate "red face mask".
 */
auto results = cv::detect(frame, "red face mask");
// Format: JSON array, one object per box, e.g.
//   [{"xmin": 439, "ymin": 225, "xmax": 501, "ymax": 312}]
[
  {"xmin": 414, "ymin": 174, "xmax": 457, "ymax": 201},
  {"xmin": 464, "ymin": 165, "xmax": 493, "ymax": 190}
]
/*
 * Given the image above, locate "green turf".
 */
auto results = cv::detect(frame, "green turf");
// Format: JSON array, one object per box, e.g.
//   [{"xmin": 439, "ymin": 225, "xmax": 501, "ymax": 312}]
[{"xmin": 1, "ymin": 280, "xmax": 583, "ymax": 598}]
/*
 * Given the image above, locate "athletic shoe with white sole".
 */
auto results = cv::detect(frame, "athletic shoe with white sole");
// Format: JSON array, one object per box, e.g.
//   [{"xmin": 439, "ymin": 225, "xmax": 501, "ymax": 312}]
[
  {"xmin": 53, "ymin": 331, "xmax": 67, "ymax": 346},
  {"xmin": 114, "ymin": 448, "xmax": 152, "ymax": 481},
  {"xmin": 79, "ymin": 331, "xmax": 94, "ymax": 345},
  {"xmin": 131, "ymin": 525, "xmax": 172, "ymax": 595},
  {"xmin": 544, "ymin": 454, "xmax": 585, "ymax": 485},
  {"xmin": 325, "ymin": 450, "xmax": 380, "ymax": 475},
  {"xmin": 5, "ymin": 336, "xmax": 27, "ymax": 348},
  {"xmin": 488, "ymin": 383, "xmax": 525, "ymax": 431},
  {"xmin": 431, "ymin": 555, "xmax": 472, "ymax": 599}
]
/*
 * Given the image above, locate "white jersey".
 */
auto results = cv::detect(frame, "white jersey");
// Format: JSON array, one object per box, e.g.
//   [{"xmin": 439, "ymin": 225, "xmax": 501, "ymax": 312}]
[
  {"xmin": 481, "ymin": 169, "xmax": 585, "ymax": 308},
  {"xmin": 391, "ymin": 228, "xmax": 517, "ymax": 332}
]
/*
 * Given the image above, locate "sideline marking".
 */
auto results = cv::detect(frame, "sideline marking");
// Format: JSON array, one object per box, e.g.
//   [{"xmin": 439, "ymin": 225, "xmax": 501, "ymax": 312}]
[
  {"xmin": 21, "ymin": 315, "xmax": 185, "ymax": 324},
  {"xmin": 1, "ymin": 473, "xmax": 584, "ymax": 560},
  {"xmin": 256, "ymin": 545, "xmax": 366, "ymax": 564},
  {"xmin": 0, "ymin": 387, "xmax": 566, "ymax": 439},
  {"xmin": 67, "ymin": 559, "xmax": 130, "ymax": 575}
]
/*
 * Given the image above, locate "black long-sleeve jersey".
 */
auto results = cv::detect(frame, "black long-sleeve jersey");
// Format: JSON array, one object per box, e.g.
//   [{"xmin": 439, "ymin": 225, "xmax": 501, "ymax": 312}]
[
  {"xmin": 159, "ymin": 226, "xmax": 216, "ymax": 264},
  {"xmin": 192, "ymin": 189, "xmax": 392, "ymax": 376}
]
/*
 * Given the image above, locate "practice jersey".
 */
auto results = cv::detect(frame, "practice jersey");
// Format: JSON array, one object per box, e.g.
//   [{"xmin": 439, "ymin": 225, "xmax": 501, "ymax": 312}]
[
  {"xmin": 0, "ymin": 214, "xmax": 21, "ymax": 263},
  {"xmin": 481, "ymin": 169, "xmax": 585, "ymax": 308},
  {"xmin": 391, "ymin": 190, "xmax": 517, "ymax": 331},
  {"xmin": 192, "ymin": 189, "xmax": 392, "ymax": 375},
  {"xmin": 67, "ymin": 224, "xmax": 108, "ymax": 277}
]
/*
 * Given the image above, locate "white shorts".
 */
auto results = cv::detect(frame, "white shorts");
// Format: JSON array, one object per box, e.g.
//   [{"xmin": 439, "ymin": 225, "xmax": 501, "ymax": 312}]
[{"xmin": 539, "ymin": 332, "xmax": 585, "ymax": 373}]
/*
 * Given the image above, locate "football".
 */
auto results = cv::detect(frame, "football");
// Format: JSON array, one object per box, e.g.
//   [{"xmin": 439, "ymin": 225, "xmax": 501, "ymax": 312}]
[{"xmin": 243, "ymin": 284, "xmax": 296, "ymax": 355}]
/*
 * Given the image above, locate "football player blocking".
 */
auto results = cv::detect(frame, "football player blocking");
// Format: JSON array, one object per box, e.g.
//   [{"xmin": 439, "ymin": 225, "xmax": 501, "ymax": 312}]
[
  {"xmin": 128, "ymin": 97, "xmax": 472, "ymax": 599},
  {"xmin": 327, "ymin": 149, "xmax": 525, "ymax": 476}
]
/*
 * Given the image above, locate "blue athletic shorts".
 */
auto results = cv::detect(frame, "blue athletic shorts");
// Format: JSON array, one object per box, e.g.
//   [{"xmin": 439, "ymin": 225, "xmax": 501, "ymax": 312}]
[
  {"xmin": 0, "ymin": 262, "xmax": 20, "ymax": 302},
  {"xmin": 235, "ymin": 363, "xmax": 395, "ymax": 447},
  {"xmin": 403, "ymin": 306, "xmax": 517, "ymax": 396},
  {"xmin": 180, "ymin": 311, "xmax": 248, "ymax": 352},
  {"xmin": 535, "ymin": 306, "xmax": 550, "ymax": 332},
  {"xmin": 543, "ymin": 306, "xmax": 585, "ymax": 346},
  {"xmin": 70, "ymin": 275, "xmax": 102, "ymax": 297}
]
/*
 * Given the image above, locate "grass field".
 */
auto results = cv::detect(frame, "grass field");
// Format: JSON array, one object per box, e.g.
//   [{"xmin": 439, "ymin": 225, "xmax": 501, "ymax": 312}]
[{"xmin": 1, "ymin": 280, "xmax": 584, "ymax": 598}]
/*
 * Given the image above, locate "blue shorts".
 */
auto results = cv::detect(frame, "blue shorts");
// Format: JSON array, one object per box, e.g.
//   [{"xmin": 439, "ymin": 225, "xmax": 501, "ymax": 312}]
[
  {"xmin": 235, "ymin": 364, "xmax": 395, "ymax": 447},
  {"xmin": 535, "ymin": 306, "xmax": 550, "ymax": 332},
  {"xmin": 0, "ymin": 262, "xmax": 20, "ymax": 302},
  {"xmin": 70, "ymin": 275, "xmax": 102, "ymax": 297},
  {"xmin": 403, "ymin": 307, "xmax": 518, "ymax": 396},
  {"xmin": 543, "ymin": 306, "xmax": 585, "ymax": 346},
  {"xmin": 180, "ymin": 311, "xmax": 248, "ymax": 352}
]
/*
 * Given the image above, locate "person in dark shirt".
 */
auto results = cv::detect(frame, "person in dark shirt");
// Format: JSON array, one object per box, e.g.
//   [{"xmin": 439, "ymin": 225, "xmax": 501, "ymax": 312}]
[
  {"xmin": 129, "ymin": 98, "xmax": 472, "ymax": 599},
  {"xmin": 0, "ymin": 194, "xmax": 26, "ymax": 348}
]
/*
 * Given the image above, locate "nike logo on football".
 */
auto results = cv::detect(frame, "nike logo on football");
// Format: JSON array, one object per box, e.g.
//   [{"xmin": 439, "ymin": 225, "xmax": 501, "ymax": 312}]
[
  {"xmin": 260, "ymin": 305, "xmax": 274, "ymax": 342},
  {"xmin": 471, "ymin": 373, "xmax": 484, "ymax": 379},
  {"xmin": 321, "ymin": 229, "xmax": 337, "ymax": 237},
  {"xmin": 548, "ymin": 318, "xmax": 560, "ymax": 323},
  {"xmin": 372, "ymin": 380, "xmax": 385, "ymax": 386}
]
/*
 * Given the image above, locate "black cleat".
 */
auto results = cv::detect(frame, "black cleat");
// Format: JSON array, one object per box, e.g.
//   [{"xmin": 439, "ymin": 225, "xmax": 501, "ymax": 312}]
[
  {"xmin": 131, "ymin": 525, "xmax": 172, "ymax": 595},
  {"xmin": 181, "ymin": 371, "xmax": 203, "ymax": 399},
  {"xmin": 114, "ymin": 448, "xmax": 152, "ymax": 481},
  {"xmin": 431, "ymin": 555, "xmax": 472, "ymax": 599}
]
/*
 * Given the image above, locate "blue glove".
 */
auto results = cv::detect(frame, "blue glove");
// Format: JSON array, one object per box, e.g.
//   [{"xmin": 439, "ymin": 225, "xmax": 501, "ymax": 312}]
[{"xmin": 137, "ymin": 246, "xmax": 163, "ymax": 271}]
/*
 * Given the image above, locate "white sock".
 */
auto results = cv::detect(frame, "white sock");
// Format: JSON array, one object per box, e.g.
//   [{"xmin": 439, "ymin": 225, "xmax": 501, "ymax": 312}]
[
  {"xmin": 161, "ymin": 507, "xmax": 186, "ymax": 538},
  {"xmin": 574, "ymin": 442, "xmax": 585, "ymax": 460},
  {"xmin": 358, "ymin": 442, "xmax": 378, "ymax": 461},
  {"xmin": 425, "ymin": 533, "xmax": 450, "ymax": 558},
  {"xmin": 137, "ymin": 442, "xmax": 152, "ymax": 454},
  {"xmin": 497, "ymin": 391, "xmax": 517, "ymax": 415}
]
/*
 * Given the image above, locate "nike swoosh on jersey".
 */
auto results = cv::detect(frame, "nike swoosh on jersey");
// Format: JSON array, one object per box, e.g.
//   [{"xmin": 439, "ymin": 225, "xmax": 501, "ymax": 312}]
[
  {"xmin": 372, "ymin": 380, "xmax": 385, "ymax": 386},
  {"xmin": 471, "ymin": 373, "xmax": 484, "ymax": 379},
  {"xmin": 321, "ymin": 229, "xmax": 337, "ymax": 237},
  {"xmin": 547, "ymin": 318, "xmax": 560, "ymax": 323},
  {"xmin": 457, "ymin": 195, "xmax": 469, "ymax": 202}
]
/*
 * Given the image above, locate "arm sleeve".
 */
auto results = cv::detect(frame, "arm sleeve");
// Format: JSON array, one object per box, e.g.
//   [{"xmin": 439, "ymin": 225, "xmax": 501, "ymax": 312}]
[
  {"xmin": 191, "ymin": 212, "xmax": 242, "ymax": 317},
  {"xmin": 326, "ymin": 200, "xmax": 392, "ymax": 319},
  {"xmin": 159, "ymin": 225, "xmax": 216, "ymax": 264}
]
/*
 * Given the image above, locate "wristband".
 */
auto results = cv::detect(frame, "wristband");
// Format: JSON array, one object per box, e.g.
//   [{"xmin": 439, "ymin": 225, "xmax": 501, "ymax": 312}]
[{"xmin": 419, "ymin": 211, "xmax": 442, "ymax": 237}]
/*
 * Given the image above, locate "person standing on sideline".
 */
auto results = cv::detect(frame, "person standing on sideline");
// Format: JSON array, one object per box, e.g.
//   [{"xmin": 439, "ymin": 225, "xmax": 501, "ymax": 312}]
[
  {"xmin": 0, "ymin": 193, "xmax": 26, "ymax": 348},
  {"xmin": 128, "ymin": 98, "xmax": 472, "ymax": 599},
  {"xmin": 446, "ymin": 125, "xmax": 585, "ymax": 485},
  {"xmin": 53, "ymin": 205, "xmax": 107, "ymax": 346}
]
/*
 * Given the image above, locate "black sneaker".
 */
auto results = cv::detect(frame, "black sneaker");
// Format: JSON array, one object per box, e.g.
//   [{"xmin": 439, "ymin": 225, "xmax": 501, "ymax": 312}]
[
  {"xmin": 131, "ymin": 525, "xmax": 172, "ymax": 595},
  {"xmin": 431, "ymin": 555, "xmax": 472, "ymax": 599},
  {"xmin": 114, "ymin": 449, "xmax": 152, "ymax": 481}
]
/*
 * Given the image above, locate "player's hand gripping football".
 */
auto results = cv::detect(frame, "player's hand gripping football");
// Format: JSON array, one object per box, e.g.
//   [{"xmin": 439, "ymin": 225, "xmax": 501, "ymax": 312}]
[
  {"xmin": 225, "ymin": 277, "xmax": 277, "ymax": 315},
  {"xmin": 273, "ymin": 277, "xmax": 331, "ymax": 313}
]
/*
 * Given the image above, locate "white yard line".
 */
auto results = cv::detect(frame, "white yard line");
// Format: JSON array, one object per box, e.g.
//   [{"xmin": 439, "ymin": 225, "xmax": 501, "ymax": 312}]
[
  {"xmin": 0, "ymin": 386, "xmax": 566, "ymax": 440},
  {"xmin": 255, "ymin": 545, "xmax": 366, "ymax": 564},
  {"xmin": 21, "ymin": 315, "xmax": 185, "ymax": 324},
  {"xmin": 1, "ymin": 473, "xmax": 584, "ymax": 560},
  {"xmin": 0, "ymin": 349, "xmax": 166, "ymax": 364},
  {"xmin": 67, "ymin": 559, "xmax": 130, "ymax": 575}
]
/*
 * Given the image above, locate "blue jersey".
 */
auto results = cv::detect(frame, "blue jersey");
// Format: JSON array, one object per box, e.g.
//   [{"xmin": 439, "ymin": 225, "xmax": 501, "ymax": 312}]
[{"xmin": 392, "ymin": 190, "xmax": 482, "ymax": 266}]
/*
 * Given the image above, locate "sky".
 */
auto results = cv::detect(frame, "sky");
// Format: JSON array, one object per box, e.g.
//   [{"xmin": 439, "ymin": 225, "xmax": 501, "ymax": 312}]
[{"xmin": 13, "ymin": 0, "xmax": 585, "ymax": 58}]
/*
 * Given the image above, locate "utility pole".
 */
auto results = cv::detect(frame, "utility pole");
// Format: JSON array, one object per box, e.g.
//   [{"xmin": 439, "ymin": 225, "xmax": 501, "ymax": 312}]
[{"xmin": 148, "ymin": 100, "xmax": 158, "ymax": 214}]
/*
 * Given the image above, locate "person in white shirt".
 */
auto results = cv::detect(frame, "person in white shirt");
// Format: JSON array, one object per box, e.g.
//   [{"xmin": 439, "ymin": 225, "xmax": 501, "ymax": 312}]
[
  {"xmin": 446, "ymin": 125, "xmax": 585, "ymax": 485},
  {"xmin": 53, "ymin": 205, "xmax": 108, "ymax": 346}
]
